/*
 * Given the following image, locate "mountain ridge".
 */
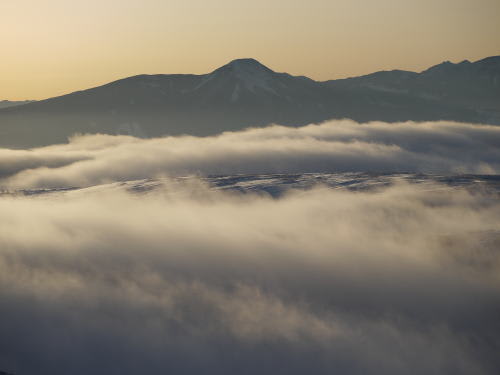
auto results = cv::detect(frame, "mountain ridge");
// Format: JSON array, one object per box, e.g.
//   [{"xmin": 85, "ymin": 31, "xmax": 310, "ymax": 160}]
[
  {"xmin": 3, "ymin": 55, "xmax": 498, "ymax": 103},
  {"xmin": 0, "ymin": 55, "xmax": 499, "ymax": 148},
  {"xmin": 0, "ymin": 100, "xmax": 34, "ymax": 109}
]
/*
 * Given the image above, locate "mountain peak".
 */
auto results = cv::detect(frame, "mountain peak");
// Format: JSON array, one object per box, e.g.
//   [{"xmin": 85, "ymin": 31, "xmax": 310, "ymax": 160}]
[
  {"xmin": 214, "ymin": 58, "xmax": 274, "ymax": 74},
  {"xmin": 205, "ymin": 58, "xmax": 279, "ymax": 96},
  {"xmin": 422, "ymin": 59, "xmax": 473, "ymax": 75},
  {"xmin": 228, "ymin": 58, "xmax": 263, "ymax": 65}
]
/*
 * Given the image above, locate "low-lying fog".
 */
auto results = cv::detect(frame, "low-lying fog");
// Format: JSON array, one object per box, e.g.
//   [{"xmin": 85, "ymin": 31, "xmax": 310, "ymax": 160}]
[
  {"xmin": 1, "ymin": 119, "xmax": 499, "ymax": 189},
  {"xmin": 0, "ymin": 120, "xmax": 499, "ymax": 374}
]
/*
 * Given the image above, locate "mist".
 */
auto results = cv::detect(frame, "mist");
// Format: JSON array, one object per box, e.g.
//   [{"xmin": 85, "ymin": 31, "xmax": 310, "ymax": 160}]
[
  {"xmin": 1, "ymin": 119, "xmax": 500, "ymax": 189},
  {"xmin": 1, "ymin": 119, "xmax": 499, "ymax": 374},
  {"xmin": 1, "ymin": 179, "xmax": 499, "ymax": 374}
]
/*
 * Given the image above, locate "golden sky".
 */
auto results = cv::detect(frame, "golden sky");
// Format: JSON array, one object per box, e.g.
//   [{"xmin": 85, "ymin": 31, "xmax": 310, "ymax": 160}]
[{"xmin": 1, "ymin": 0, "xmax": 499, "ymax": 100}]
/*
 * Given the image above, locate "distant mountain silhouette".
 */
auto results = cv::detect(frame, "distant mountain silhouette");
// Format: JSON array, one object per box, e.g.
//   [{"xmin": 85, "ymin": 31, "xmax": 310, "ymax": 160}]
[
  {"xmin": 0, "ymin": 100, "xmax": 34, "ymax": 109},
  {"xmin": 326, "ymin": 56, "xmax": 500, "ymax": 120},
  {"xmin": 0, "ymin": 56, "xmax": 499, "ymax": 148}
]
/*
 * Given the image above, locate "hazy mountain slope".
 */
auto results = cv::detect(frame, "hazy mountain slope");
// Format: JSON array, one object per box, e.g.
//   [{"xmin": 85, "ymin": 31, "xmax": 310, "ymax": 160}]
[
  {"xmin": 0, "ymin": 100, "xmax": 34, "ymax": 109},
  {"xmin": 326, "ymin": 56, "xmax": 500, "ymax": 119},
  {"xmin": 0, "ymin": 57, "xmax": 498, "ymax": 148}
]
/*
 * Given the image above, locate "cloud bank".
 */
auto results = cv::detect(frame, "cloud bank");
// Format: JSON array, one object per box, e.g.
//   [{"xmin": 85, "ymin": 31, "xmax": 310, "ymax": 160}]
[
  {"xmin": 0, "ymin": 180, "xmax": 499, "ymax": 374},
  {"xmin": 1, "ymin": 120, "xmax": 499, "ymax": 374},
  {"xmin": 1, "ymin": 119, "xmax": 500, "ymax": 189}
]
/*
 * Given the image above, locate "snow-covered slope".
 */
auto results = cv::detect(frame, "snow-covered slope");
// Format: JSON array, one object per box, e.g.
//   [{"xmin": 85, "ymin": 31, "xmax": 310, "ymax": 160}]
[{"xmin": 4, "ymin": 173, "xmax": 500, "ymax": 198}]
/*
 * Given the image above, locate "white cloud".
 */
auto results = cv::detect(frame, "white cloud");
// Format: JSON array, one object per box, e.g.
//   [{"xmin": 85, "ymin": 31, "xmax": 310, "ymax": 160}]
[
  {"xmin": 0, "ymin": 181, "xmax": 499, "ymax": 374},
  {"xmin": 1, "ymin": 119, "xmax": 499, "ymax": 189},
  {"xmin": 1, "ymin": 120, "xmax": 499, "ymax": 374}
]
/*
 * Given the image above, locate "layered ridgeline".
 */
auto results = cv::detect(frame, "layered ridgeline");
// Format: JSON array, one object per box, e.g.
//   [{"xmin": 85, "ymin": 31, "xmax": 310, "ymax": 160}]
[{"xmin": 1, "ymin": 56, "xmax": 499, "ymax": 148}]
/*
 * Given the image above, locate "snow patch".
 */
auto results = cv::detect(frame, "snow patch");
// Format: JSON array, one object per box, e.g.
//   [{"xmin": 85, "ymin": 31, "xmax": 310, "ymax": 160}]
[
  {"xmin": 231, "ymin": 83, "xmax": 240, "ymax": 102},
  {"xmin": 227, "ymin": 60, "xmax": 278, "ymax": 95},
  {"xmin": 192, "ymin": 73, "xmax": 216, "ymax": 91}
]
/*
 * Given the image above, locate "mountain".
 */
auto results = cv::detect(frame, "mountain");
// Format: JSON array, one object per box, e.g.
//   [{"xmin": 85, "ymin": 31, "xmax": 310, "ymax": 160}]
[
  {"xmin": 0, "ymin": 100, "xmax": 34, "ymax": 109},
  {"xmin": 326, "ymin": 56, "xmax": 500, "ymax": 118},
  {"xmin": 0, "ymin": 56, "xmax": 499, "ymax": 148}
]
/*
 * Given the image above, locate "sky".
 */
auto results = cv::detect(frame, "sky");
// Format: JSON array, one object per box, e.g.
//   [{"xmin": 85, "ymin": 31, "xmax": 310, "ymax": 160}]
[{"xmin": 1, "ymin": 0, "xmax": 499, "ymax": 100}]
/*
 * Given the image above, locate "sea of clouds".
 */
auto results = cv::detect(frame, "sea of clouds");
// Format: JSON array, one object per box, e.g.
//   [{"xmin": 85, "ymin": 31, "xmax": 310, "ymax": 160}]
[
  {"xmin": 0, "ymin": 120, "xmax": 499, "ymax": 374},
  {"xmin": 1, "ymin": 119, "xmax": 500, "ymax": 189}
]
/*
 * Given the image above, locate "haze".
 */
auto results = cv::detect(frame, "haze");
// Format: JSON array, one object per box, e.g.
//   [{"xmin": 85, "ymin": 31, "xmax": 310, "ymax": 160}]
[{"xmin": 1, "ymin": 0, "xmax": 499, "ymax": 100}]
